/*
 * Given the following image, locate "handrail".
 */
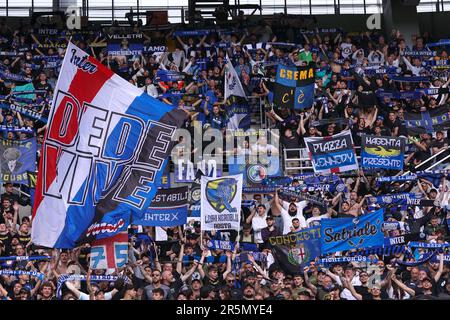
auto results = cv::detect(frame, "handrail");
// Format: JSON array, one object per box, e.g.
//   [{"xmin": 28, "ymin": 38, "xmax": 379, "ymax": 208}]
[
  {"xmin": 424, "ymin": 153, "xmax": 450, "ymax": 171},
  {"xmin": 402, "ymin": 148, "xmax": 449, "ymax": 176}
]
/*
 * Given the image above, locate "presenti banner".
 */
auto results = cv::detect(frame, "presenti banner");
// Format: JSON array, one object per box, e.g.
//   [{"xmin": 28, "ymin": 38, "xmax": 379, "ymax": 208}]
[
  {"xmin": 304, "ymin": 130, "xmax": 358, "ymax": 174},
  {"xmin": 361, "ymin": 135, "xmax": 405, "ymax": 170},
  {"xmin": 320, "ymin": 209, "xmax": 384, "ymax": 254},
  {"xmin": 201, "ymin": 174, "xmax": 243, "ymax": 231}
]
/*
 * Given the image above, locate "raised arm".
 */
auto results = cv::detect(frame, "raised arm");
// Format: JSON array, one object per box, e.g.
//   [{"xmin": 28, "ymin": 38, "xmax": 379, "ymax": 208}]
[
  {"xmin": 222, "ymin": 251, "xmax": 233, "ymax": 279},
  {"xmin": 433, "ymin": 253, "xmax": 444, "ymax": 282}
]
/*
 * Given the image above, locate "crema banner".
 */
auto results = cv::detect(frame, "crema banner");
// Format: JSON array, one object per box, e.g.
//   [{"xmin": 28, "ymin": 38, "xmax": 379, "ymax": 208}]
[
  {"xmin": 304, "ymin": 130, "xmax": 358, "ymax": 174},
  {"xmin": 132, "ymin": 187, "xmax": 188, "ymax": 227},
  {"xmin": 361, "ymin": 134, "xmax": 405, "ymax": 170},
  {"xmin": 273, "ymin": 63, "xmax": 315, "ymax": 110},
  {"xmin": 320, "ymin": 209, "xmax": 384, "ymax": 254},
  {"xmin": 201, "ymin": 174, "xmax": 243, "ymax": 231}
]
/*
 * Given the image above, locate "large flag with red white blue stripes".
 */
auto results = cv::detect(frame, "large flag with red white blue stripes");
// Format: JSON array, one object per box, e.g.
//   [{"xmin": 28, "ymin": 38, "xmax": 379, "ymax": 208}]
[{"xmin": 31, "ymin": 42, "xmax": 186, "ymax": 248}]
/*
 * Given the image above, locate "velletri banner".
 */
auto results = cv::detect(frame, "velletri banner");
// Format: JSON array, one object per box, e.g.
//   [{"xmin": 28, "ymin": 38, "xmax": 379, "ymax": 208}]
[
  {"xmin": 107, "ymin": 33, "xmax": 143, "ymax": 56},
  {"xmin": 304, "ymin": 130, "xmax": 358, "ymax": 174},
  {"xmin": 361, "ymin": 134, "xmax": 405, "ymax": 170},
  {"xmin": 320, "ymin": 209, "xmax": 384, "ymax": 254},
  {"xmin": 273, "ymin": 63, "xmax": 315, "ymax": 110},
  {"xmin": 201, "ymin": 174, "xmax": 243, "ymax": 231}
]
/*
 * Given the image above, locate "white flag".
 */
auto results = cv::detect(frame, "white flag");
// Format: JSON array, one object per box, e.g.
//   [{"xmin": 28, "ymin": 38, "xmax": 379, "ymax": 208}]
[
  {"xmin": 201, "ymin": 174, "xmax": 243, "ymax": 231},
  {"xmin": 224, "ymin": 56, "xmax": 246, "ymax": 100}
]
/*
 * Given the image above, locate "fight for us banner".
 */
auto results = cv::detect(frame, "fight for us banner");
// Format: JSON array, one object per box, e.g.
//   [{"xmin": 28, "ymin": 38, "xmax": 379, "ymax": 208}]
[
  {"xmin": 273, "ymin": 63, "xmax": 315, "ymax": 110},
  {"xmin": 31, "ymin": 42, "xmax": 186, "ymax": 248},
  {"xmin": 107, "ymin": 33, "xmax": 144, "ymax": 56},
  {"xmin": 0, "ymin": 138, "xmax": 36, "ymax": 184},
  {"xmin": 361, "ymin": 134, "xmax": 405, "ymax": 170},
  {"xmin": 132, "ymin": 186, "xmax": 188, "ymax": 227},
  {"xmin": 201, "ymin": 174, "xmax": 243, "ymax": 231},
  {"xmin": 304, "ymin": 130, "xmax": 358, "ymax": 174},
  {"xmin": 320, "ymin": 209, "xmax": 384, "ymax": 254}
]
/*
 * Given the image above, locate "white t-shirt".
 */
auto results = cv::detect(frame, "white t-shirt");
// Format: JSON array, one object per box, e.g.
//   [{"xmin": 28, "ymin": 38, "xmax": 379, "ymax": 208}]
[
  {"xmin": 280, "ymin": 200, "xmax": 308, "ymax": 234},
  {"xmin": 340, "ymin": 276, "xmax": 362, "ymax": 300},
  {"xmin": 252, "ymin": 213, "xmax": 267, "ymax": 243},
  {"xmin": 79, "ymin": 291, "xmax": 113, "ymax": 300},
  {"xmin": 306, "ymin": 214, "xmax": 329, "ymax": 228}
]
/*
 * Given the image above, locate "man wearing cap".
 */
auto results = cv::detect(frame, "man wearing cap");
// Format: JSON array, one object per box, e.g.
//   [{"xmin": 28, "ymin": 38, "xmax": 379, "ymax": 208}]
[{"xmin": 261, "ymin": 215, "xmax": 281, "ymax": 244}]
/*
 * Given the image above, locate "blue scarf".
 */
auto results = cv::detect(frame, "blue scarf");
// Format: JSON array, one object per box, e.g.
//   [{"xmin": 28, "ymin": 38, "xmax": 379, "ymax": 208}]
[
  {"xmin": 0, "ymin": 125, "xmax": 34, "ymax": 133},
  {"xmin": 56, "ymin": 274, "xmax": 131, "ymax": 298},
  {"xmin": 0, "ymin": 71, "xmax": 32, "ymax": 83},
  {"xmin": 0, "ymin": 269, "xmax": 45, "ymax": 281}
]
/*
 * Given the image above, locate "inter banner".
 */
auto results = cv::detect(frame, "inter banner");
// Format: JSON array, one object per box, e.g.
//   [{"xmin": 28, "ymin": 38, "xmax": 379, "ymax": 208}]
[
  {"xmin": 304, "ymin": 130, "xmax": 358, "ymax": 174},
  {"xmin": 361, "ymin": 134, "xmax": 405, "ymax": 170},
  {"xmin": 133, "ymin": 187, "xmax": 188, "ymax": 227},
  {"xmin": 273, "ymin": 63, "xmax": 315, "ymax": 110},
  {"xmin": 0, "ymin": 138, "xmax": 36, "ymax": 184},
  {"xmin": 107, "ymin": 33, "xmax": 144, "ymax": 56},
  {"xmin": 404, "ymin": 105, "xmax": 450, "ymax": 134},
  {"xmin": 31, "ymin": 42, "xmax": 186, "ymax": 248},
  {"xmin": 201, "ymin": 174, "xmax": 243, "ymax": 231},
  {"xmin": 320, "ymin": 209, "xmax": 384, "ymax": 254}
]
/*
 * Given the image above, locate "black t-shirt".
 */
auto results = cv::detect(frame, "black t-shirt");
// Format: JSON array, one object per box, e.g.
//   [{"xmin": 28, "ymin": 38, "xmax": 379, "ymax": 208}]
[
  {"xmin": 17, "ymin": 232, "xmax": 31, "ymax": 247},
  {"xmin": 384, "ymin": 118, "xmax": 402, "ymax": 133},
  {"xmin": 0, "ymin": 231, "xmax": 12, "ymax": 253},
  {"xmin": 282, "ymin": 133, "xmax": 301, "ymax": 157},
  {"xmin": 351, "ymin": 126, "xmax": 371, "ymax": 147},
  {"xmin": 351, "ymin": 285, "xmax": 372, "ymax": 299},
  {"xmin": 203, "ymin": 275, "xmax": 225, "ymax": 289}
]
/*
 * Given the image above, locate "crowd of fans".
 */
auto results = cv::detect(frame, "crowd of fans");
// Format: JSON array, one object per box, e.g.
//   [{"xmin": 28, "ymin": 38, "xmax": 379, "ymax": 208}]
[{"xmin": 0, "ymin": 16, "xmax": 449, "ymax": 300}]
